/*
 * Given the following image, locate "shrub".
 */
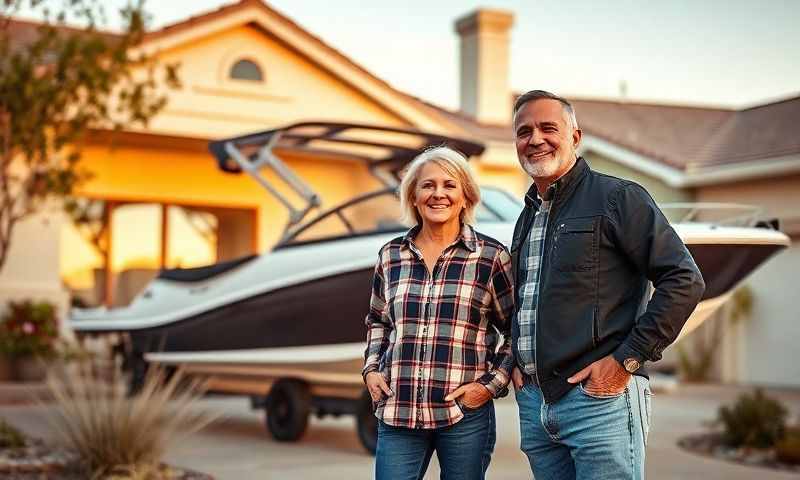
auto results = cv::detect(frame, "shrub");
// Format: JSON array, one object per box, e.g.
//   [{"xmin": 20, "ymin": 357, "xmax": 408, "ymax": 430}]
[
  {"xmin": 776, "ymin": 426, "xmax": 800, "ymax": 465},
  {"xmin": 0, "ymin": 417, "xmax": 26, "ymax": 448},
  {"xmin": 0, "ymin": 300, "xmax": 59, "ymax": 359},
  {"xmin": 43, "ymin": 362, "xmax": 219, "ymax": 478},
  {"xmin": 716, "ymin": 389, "xmax": 788, "ymax": 448}
]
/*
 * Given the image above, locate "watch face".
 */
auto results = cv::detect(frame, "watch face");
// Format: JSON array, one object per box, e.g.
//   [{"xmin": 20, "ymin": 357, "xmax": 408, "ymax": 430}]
[{"xmin": 624, "ymin": 358, "xmax": 640, "ymax": 373}]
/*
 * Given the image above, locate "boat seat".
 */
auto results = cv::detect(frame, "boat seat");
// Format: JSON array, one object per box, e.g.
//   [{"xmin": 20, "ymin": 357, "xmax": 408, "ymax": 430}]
[{"xmin": 157, "ymin": 254, "xmax": 258, "ymax": 283}]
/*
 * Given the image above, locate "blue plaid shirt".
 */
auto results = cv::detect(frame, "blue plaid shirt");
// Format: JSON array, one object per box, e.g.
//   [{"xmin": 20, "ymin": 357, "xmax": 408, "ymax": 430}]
[{"xmin": 516, "ymin": 186, "xmax": 555, "ymax": 376}]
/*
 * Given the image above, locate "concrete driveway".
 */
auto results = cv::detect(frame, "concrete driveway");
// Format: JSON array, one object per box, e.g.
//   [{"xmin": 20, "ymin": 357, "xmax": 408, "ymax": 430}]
[{"xmin": 2, "ymin": 383, "xmax": 799, "ymax": 479}]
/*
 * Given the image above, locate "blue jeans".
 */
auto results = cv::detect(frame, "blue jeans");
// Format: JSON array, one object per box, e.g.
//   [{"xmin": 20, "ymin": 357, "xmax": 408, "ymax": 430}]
[
  {"xmin": 375, "ymin": 401, "xmax": 496, "ymax": 480},
  {"xmin": 515, "ymin": 376, "xmax": 652, "ymax": 480}
]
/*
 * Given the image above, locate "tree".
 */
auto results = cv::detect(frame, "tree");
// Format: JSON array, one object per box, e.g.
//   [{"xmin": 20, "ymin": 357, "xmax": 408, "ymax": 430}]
[{"xmin": 0, "ymin": 0, "xmax": 179, "ymax": 272}]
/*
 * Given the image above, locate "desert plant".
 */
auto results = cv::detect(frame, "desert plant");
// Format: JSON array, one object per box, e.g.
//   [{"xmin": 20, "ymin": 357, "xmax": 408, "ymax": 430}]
[
  {"xmin": 43, "ymin": 362, "xmax": 218, "ymax": 479},
  {"xmin": 0, "ymin": 416, "xmax": 25, "ymax": 448},
  {"xmin": 0, "ymin": 299, "xmax": 58, "ymax": 359},
  {"xmin": 776, "ymin": 426, "xmax": 800, "ymax": 465},
  {"xmin": 716, "ymin": 388, "xmax": 788, "ymax": 448}
]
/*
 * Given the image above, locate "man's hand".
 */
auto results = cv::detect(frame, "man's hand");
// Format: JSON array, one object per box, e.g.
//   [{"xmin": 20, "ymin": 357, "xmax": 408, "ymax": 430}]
[
  {"xmin": 512, "ymin": 367, "xmax": 524, "ymax": 390},
  {"xmin": 365, "ymin": 371, "xmax": 393, "ymax": 402},
  {"xmin": 444, "ymin": 382, "xmax": 492, "ymax": 409},
  {"xmin": 567, "ymin": 354, "xmax": 630, "ymax": 396}
]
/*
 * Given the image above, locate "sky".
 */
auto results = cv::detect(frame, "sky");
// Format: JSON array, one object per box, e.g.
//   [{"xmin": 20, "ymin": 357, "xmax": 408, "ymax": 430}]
[{"xmin": 12, "ymin": 0, "xmax": 800, "ymax": 110}]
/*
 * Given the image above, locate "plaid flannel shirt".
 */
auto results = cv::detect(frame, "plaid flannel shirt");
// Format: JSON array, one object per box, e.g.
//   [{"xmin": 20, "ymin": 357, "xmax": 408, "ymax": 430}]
[
  {"xmin": 515, "ymin": 187, "xmax": 554, "ymax": 375},
  {"xmin": 362, "ymin": 224, "xmax": 515, "ymax": 429}
]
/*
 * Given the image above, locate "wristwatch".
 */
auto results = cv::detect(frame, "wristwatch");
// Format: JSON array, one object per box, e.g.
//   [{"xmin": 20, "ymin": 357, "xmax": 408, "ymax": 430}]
[{"xmin": 623, "ymin": 357, "xmax": 641, "ymax": 373}]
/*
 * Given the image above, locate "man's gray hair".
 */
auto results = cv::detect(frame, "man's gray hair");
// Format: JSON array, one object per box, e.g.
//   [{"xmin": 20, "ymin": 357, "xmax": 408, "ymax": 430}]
[{"xmin": 513, "ymin": 90, "xmax": 579, "ymax": 130}]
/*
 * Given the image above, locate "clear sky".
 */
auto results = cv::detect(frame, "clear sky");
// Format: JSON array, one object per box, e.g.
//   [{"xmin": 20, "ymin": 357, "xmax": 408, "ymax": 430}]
[{"xmin": 13, "ymin": 0, "xmax": 800, "ymax": 110}]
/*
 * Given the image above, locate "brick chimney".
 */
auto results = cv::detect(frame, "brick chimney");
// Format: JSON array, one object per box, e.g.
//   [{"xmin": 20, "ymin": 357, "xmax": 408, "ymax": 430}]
[{"xmin": 454, "ymin": 9, "xmax": 514, "ymax": 125}]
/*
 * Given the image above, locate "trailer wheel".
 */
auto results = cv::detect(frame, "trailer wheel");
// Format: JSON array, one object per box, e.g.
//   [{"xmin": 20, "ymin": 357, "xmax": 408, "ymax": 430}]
[
  {"xmin": 356, "ymin": 390, "xmax": 377, "ymax": 455},
  {"xmin": 266, "ymin": 380, "xmax": 311, "ymax": 442}
]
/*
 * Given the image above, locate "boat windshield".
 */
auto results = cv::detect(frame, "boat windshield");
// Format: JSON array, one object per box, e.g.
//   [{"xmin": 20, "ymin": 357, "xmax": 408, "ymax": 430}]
[{"xmin": 276, "ymin": 186, "xmax": 522, "ymax": 248}]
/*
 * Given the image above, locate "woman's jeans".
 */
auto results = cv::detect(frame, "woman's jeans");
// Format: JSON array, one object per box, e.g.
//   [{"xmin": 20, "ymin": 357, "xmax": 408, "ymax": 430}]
[
  {"xmin": 375, "ymin": 401, "xmax": 496, "ymax": 480},
  {"xmin": 515, "ymin": 375, "xmax": 652, "ymax": 480}
]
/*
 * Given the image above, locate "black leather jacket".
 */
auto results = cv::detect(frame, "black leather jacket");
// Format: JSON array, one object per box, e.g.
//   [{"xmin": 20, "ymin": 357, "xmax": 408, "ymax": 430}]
[{"xmin": 510, "ymin": 158, "xmax": 705, "ymax": 403}]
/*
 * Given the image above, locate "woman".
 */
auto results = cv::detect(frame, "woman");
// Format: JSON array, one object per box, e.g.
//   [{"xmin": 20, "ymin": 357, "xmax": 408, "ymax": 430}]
[{"xmin": 362, "ymin": 146, "xmax": 515, "ymax": 479}]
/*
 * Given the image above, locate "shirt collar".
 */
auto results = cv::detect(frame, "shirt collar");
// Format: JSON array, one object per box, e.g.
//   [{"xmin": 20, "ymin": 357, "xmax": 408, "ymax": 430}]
[{"xmin": 402, "ymin": 223, "xmax": 477, "ymax": 253}]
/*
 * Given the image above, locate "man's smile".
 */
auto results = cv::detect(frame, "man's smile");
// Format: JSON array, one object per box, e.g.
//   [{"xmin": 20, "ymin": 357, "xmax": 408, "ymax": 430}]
[{"xmin": 527, "ymin": 149, "xmax": 554, "ymax": 160}]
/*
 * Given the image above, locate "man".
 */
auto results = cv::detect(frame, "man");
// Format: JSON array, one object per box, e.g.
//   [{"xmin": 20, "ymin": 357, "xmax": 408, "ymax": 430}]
[{"xmin": 509, "ymin": 90, "xmax": 705, "ymax": 479}]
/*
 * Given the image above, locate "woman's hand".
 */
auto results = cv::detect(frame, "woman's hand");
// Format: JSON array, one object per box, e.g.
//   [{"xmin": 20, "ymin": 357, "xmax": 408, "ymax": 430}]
[
  {"xmin": 445, "ymin": 382, "xmax": 491, "ymax": 409},
  {"xmin": 365, "ymin": 371, "xmax": 393, "ymax": 402},
  {"xmin": 512, "ymin": 367, "xmax": 523, "ymax": 390}
]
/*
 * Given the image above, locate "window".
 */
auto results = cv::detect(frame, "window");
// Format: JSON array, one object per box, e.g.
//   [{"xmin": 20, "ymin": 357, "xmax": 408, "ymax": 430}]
[{"xmin": 229, "ymin": 59, "xmax": 263, "ymax": 82}]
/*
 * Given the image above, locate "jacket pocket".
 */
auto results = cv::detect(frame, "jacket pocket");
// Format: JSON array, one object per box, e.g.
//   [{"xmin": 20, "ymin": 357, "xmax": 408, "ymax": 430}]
[{"xmin": 551, "ymin": 217, "xmax": 596, "ymax": 272}]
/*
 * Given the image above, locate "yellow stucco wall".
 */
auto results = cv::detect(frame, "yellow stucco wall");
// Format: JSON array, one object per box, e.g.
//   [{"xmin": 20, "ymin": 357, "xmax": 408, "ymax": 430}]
[
  {"xmin": 75, "ymin": 140, "xmax": 381, "ymax": 250},
  {"xmin": 138, "ymin": 25, "xmax": 410, "ymax": 139}
]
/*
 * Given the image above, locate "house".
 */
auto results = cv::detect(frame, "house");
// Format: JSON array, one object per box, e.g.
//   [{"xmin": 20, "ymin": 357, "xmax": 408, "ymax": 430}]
[{"xmin": 2, "ymin": 0, "xmax": 797, "ymax": 387}]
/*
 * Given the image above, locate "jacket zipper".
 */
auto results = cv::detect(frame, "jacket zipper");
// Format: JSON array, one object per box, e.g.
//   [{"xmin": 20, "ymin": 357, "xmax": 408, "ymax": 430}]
[{"xmin": 534, "ymin": 188, "xmax": 560, "ymax": 397}]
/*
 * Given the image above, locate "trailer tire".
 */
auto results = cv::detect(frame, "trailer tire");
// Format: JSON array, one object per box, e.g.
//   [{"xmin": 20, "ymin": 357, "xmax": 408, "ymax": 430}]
[
  {"xmin": 356, "ymin": 390, "xmax": 378, "ymax": 455},
  {"xmin": 266, "ymin": 380, "xmax": 311, "ymax": 442}
]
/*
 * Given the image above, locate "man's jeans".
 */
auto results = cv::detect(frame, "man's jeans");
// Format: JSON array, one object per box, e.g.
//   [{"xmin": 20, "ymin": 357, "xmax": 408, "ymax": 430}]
[
  {"xmin": 375, "ymin": 401, "xmax": 496, "ymax": 480},
  {"xmin": 515, "ymin": 376, "xmax": 652, "ymax": 480}
]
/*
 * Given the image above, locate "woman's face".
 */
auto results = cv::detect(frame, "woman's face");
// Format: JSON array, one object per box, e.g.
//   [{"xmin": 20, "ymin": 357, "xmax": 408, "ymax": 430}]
[{"xmin": 413, "ymin": 162, "xmax": 465, "ymax": 228}]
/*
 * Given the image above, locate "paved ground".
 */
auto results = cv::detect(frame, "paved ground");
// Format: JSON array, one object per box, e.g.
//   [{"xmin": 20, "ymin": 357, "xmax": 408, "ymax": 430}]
[{"xmin": 1, "ymin": 382, "xmax": 799, "ymax": 479}]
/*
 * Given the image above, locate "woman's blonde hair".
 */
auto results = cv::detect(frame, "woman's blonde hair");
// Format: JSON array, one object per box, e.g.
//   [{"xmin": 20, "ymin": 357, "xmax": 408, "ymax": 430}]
[{"xmin": 399, "ymin": 146, "xmax": 480, "ymax": 226}]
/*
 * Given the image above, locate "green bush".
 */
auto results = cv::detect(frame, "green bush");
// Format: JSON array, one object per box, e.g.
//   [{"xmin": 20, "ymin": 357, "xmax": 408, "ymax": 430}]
[
  {"xmin": 0, "ymin": 417, "xmax": 26, "ymax": 448},
  {"xmin": 0, "ymin": 300, "xmax": 59, "ymax": 359},
  {"xmin": 776, "ymin": 426, "xmax": 800, "ymax": 465},
  {"xmin": 716, "ymin": 389, "xmax": 788, "ymax": 448}
]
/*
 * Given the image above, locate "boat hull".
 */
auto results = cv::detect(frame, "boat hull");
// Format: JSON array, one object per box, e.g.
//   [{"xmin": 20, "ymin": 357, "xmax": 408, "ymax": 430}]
[{"xmin": 70, "ymin": 224, "xmax": 789, "ymax": 377}]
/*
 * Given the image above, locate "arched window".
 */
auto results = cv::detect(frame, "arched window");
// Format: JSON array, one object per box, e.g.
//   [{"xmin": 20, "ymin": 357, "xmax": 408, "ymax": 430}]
[{"xmin": 229, "ymin": 59, "xmax": 263, "ymax": 82}]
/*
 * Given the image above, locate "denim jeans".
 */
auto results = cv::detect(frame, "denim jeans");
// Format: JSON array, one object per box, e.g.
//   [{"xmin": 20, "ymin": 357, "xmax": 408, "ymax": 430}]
[
  {"xmin": 515, "ymin": 375, "xmax": 652, "ymax": 480},
  {"xmin": 375, "ymin": 401, "xmax": 496, "ymax": 480}
]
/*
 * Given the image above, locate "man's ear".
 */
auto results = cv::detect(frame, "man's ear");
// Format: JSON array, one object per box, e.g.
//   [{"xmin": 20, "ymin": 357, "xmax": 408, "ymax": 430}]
[{"xmin": 572, "ymin": 128, "xmax": 583, "ymax": 149}]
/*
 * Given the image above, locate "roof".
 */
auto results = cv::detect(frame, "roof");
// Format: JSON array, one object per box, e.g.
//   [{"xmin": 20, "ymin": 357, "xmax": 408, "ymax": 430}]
[
  {"xmin": 4, "ymin": 17, "xmax": 120, "ymax": 54},
  {"xmin": 572, "ymin": 96, "xmax": 800, "ymax": 170}
]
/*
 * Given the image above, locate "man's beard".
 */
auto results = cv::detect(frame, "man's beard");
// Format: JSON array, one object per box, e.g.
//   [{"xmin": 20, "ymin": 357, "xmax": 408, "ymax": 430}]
[{"xmin": 519, "ymin": 150, "xmax": 570, "ymax": 179}]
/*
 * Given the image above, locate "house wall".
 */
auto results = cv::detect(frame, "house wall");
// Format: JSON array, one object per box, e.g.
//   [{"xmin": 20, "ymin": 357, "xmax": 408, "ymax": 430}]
[
  {"xmin": 0, "ymin": 207, "xmax": 71, "ymax": 332},
  {"xmin": 128, "ymin": 25, "xmax": 411, "ymax": 138},
  {"xmin": 583, "ymin": 151, "xmax": 694, "ymax": 205},
  {"xmin": 695, "ymin": 174, "xmax": 800, "ymax": 387}
]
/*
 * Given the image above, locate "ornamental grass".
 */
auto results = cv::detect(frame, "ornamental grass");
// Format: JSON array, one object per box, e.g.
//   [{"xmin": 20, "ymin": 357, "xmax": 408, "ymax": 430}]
[{"xmin": 42, "ymin": 363, "xmax": 218, "ymax": 479}]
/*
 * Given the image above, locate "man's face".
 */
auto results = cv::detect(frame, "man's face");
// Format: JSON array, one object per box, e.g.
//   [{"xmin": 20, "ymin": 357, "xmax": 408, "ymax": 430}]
[{"xmin": 513, "ymin": 99, "xmax": 581, "ymax": 184}]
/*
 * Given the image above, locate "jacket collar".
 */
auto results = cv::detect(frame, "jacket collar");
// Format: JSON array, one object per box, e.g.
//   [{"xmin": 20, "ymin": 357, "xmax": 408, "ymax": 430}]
[{"xmin": 523, "ymin": 156, "xmax": 589, "ymax": 208}]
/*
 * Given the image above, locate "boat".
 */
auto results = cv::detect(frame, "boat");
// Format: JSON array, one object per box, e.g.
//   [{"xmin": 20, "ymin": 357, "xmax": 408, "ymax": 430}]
[{"xmin": 69, "ymin": 122, "xmax": 790, "ymax": 453}]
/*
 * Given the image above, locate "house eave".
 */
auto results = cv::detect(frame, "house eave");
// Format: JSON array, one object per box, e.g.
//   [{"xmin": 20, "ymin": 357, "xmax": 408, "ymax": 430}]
[{"xmin": 578, "ymin": 135, "xmax": 800, "ymax": 188}]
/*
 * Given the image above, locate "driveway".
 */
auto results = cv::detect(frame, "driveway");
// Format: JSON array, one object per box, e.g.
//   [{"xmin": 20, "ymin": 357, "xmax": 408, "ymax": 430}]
[{"xmin": 2, "ymin": 383, "xmax": 799, "ymax": 479}]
